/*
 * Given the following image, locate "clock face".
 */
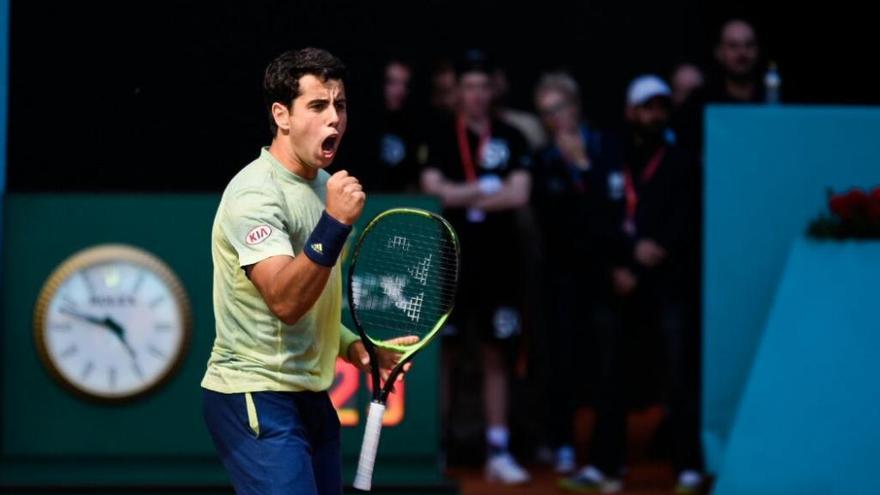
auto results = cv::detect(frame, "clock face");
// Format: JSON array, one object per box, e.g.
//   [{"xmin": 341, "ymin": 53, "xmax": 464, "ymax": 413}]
[{"xmin": 34, "ymin": 245, "xmax": 191, "ymax": 401}]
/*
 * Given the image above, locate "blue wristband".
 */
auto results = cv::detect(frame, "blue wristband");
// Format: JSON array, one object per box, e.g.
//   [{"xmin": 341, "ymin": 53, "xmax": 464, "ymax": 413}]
[{"xmin": 304, "ymin": 211, "xmax": 352, "ymax": 267}]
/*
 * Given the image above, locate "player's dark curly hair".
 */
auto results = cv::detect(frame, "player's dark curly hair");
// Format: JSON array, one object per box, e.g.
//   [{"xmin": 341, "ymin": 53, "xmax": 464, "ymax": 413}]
[{"xmin": 263, "ymin": 47, "xmax": 347, "ymax": 135}]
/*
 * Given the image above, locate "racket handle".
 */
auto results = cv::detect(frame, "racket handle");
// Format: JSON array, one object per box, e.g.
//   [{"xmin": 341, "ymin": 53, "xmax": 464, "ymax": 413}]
[{"xmin": 353, "ymin": 401, "xmax": 386, "ymax": 491}]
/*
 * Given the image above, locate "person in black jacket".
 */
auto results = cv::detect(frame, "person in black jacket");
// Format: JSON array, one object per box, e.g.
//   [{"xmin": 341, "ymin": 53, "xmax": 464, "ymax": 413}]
[
  {"xmin": 561, "ymin": 75, "xmax": 704, "ymax": 494},
  {"xmin": 530, "ymin": 72, "xmax": 625, "ymax": 475}
]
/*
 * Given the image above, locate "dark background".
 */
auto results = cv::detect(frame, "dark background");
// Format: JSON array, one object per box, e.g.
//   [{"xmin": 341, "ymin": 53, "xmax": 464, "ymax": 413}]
[{"xmin": 6, "ymin": 1, "xmax": 877, "ymax": 192}]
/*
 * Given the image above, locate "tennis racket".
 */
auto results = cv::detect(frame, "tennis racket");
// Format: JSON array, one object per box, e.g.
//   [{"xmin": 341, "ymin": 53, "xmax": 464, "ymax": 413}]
[{"xmin": 348, "ymin": 207, "xmax": 460, "ymax": 491}]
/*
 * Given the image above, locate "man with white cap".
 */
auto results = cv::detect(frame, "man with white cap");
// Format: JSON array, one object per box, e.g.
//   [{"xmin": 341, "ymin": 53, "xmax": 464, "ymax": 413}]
[{"xmin": 560, "ymin": 75, "xmax": 703, "ymax": 494}]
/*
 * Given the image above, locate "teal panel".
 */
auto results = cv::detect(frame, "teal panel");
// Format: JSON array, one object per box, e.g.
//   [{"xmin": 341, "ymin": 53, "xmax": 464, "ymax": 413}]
[
  {"xmin": 702, "ymin": 106, "xmax": 880, "ymax": 471},
  {"xmin": 714, "ymin": 239, "xmax": 880, "ymax": 494}
]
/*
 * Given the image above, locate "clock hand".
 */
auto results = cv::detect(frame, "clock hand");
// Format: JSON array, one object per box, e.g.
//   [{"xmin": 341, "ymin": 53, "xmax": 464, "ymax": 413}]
[
  {"xmin": 102, "ymin": 316, "xmax": 137, "ymax": 360},
  {"xmin": 59, "ymin": 307, "xmax": 137, "ymax": 359},
  {"xmin": 59, "ymin": 307, "xmax": 108, "ymax": 327}
]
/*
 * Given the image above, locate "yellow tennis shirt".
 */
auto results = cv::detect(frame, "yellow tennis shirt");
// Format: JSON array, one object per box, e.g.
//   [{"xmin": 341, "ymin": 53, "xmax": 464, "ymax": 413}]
[{"xmin": 201, "ymin": 147, "xmax": 361, "ymax": 393}]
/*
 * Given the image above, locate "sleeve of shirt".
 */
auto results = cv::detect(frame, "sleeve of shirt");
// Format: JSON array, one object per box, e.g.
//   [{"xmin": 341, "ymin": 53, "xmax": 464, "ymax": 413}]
[
  {"xmin": 220, "ymin": 186, "xmax": 296, "ymax": 267},
  {"xmin": 338, "ymin": 323, "xmax": 362, "ymax": 360}
]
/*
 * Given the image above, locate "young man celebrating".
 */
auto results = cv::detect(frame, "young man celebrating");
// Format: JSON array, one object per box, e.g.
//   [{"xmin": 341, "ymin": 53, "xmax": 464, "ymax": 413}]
[{"xmin": 201, "ymin": 48, "xmax": 409, "ymax": 495}]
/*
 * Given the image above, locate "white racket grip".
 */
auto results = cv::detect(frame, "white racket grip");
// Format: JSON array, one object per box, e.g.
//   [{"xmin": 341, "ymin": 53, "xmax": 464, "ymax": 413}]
[{"xmin": 353, "ymin": 401, "xmax": 386, "ymax": 491}]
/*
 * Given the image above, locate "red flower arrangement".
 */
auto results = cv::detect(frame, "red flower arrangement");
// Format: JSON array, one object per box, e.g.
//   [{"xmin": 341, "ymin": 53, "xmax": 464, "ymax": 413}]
[{"xmin": 809, "ymin": 186, "xmax": 880, "ymax": 239}]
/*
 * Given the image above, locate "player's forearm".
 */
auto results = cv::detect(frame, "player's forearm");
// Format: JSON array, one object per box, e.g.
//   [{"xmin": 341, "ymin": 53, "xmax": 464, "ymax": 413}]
[
  {"xmin": 339, "ymin": 324, "xmax": 363, "ymax": 362},
  {"xmin": 266, "ymin": 255, "xmax": 332, "ymax": 325}
]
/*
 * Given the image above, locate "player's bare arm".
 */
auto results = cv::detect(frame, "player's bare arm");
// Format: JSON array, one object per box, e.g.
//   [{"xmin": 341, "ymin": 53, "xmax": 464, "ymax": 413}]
[{"xmin": 248, "ymin": 170, "xmax": 364, "ymax": 325}]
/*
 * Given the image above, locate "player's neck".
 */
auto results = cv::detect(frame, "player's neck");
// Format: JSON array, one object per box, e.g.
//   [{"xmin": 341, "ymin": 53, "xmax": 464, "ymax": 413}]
[{"xmin": 269, "ymin": 139, "xmax": 318, "ymax": 180}]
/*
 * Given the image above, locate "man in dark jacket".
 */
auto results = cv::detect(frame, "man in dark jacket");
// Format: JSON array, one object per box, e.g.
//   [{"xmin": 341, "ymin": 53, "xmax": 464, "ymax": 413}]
[{"xmin": 562, "ymin": 75, "xmax": 703, "ymax": 494}]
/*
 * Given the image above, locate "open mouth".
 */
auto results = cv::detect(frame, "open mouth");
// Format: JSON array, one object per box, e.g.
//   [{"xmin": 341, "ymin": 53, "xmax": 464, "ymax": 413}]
[{"xmin": 321, "ymin": 135, "xmax": 338, "ymax": 154}]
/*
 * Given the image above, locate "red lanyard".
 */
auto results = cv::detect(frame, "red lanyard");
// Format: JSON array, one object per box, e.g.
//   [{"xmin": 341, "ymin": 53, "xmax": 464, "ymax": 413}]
[
  {"xmin": 456, "ymin": 115, "xmax": 491, "ymax": 182},
  {"xmin": 624, "ymin": 146, "xmax": 666, "ymax": 234}
]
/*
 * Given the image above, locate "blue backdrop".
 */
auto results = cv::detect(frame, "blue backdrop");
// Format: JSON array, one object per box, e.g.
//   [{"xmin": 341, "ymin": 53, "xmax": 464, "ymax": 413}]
[{"xmin": 703, "ymin": 106, "xmax": 880, "ymax": 472}]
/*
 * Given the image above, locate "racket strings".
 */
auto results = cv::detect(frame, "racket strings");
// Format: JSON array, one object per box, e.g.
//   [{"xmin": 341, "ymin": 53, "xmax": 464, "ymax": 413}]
[{"xmin": 350, "ymin": 218, "xmax": 459, "ymax": 342}]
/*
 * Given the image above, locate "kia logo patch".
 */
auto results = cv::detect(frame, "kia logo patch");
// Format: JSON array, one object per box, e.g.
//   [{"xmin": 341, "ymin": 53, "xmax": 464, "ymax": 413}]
[{"xmin": 246, "ymin": 225, "xmax": 272, "ymax": 245}]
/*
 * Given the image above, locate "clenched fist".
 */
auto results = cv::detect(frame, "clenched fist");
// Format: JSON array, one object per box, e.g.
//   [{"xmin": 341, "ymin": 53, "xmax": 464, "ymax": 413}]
[{"xmin": 326, "ymin": 170, "xmax": 366, "ymax": 225}]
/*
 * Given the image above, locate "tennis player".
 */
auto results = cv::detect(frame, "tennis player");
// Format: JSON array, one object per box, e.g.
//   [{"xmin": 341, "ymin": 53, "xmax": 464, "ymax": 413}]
[{"xmin": 201, "ymin": 47, "xmax": 411, "ymax": 495}]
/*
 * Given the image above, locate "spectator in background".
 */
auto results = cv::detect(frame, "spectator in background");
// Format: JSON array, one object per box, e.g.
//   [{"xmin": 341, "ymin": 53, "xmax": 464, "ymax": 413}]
[
  {"xmin": 359, "ymin": 58, "xmax": 421, "ymax": 192},
  {"xmin": 670, "ymin": 62, "xmax": 704, "ymax": 108},
  {"xmin": 674, "ymin": 18, "xmax": 765, "ymax": 153},
  {"xmin": 385, "ymin": 59, "xmax": 411, "ymax": 113},
  {"xmin": 530, "ymin": 72, "xmax": 624, "ymax": 475},
  {"xmin": 421, "ymin": 49, "xmax": 532, "ymax": 485},
  {"xmin": 561, "ymin": 75, "xmax": 703, "ymax": 494},
  {"xmin": 709, "ymin": 18, "xmax": 763, "ymax": 103},
  {"xmin": 430, "ymin": 59, "xmax": 458, "ymax": 115},
  {"xmin": 492, "ymin": 67, "xmax": 547, "ymax": 151},
  {"xmin": 416, "ymin": 58, "xmax": 461, "ymax": 171}
]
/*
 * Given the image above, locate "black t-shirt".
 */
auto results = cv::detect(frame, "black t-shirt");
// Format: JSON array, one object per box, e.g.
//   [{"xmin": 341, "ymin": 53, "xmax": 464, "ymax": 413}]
[
  {"xmin": 425, "ymin": 115, "xmax": 532, "ymax": 248},
  {"xmin": 354, "ymin": 109, "xmax": 422, "ymax": 193}
]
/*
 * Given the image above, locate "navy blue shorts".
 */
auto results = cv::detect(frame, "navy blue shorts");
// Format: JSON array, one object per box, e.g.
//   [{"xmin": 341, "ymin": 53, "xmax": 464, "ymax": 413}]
[{"xmin": 202, "ymin": 389, "xmax": 342, "ymax": 495}]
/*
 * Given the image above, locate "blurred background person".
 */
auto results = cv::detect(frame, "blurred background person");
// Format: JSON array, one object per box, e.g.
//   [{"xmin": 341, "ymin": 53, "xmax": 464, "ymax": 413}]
[
  {"xmin": 621, "ymin": 74, "xmax": 704, "ymax": 494},
  {"xmin": 675, "ymin": 18, "xmax": 768, "ymax": 154},
  {"xmin": 530, "ymin": 71, "xmax": 625, "ymax": 475},
  {"xmin": 354, "ymin": 58, "xmax": 422, "ymax": 192},
  {"xmin": 417, "ymin": 58, "xmax": 461, "ymax": 171},
  {"xmin": 421, "ymin": 49, "xmax": 533, "ymax": 485},
  {"xmin": 562, "ymin": 75, "xmax": 703, "ymax": 494},
  {"xmin": 430, "ymin": 58, "xmax": 458, "ymax": 116},
  {"xmin": 670, "ymin": 62, "xmax": 704, "ymax": 109},
  {"xmin": 709, "ymin": 18, "xmax": 763, "ymax": 103}
]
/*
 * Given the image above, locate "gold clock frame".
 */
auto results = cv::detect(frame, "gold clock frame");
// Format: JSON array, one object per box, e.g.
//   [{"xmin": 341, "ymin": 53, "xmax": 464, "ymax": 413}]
[{"xmin": 33, "ymin": 244, "xmax": 193, "ymax": 403}]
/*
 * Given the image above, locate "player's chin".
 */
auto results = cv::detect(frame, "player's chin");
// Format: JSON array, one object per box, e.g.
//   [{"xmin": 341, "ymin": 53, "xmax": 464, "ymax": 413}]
[{"xmin": 312, "ymin": 154, "xmax": 334, "ymax": 168}]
